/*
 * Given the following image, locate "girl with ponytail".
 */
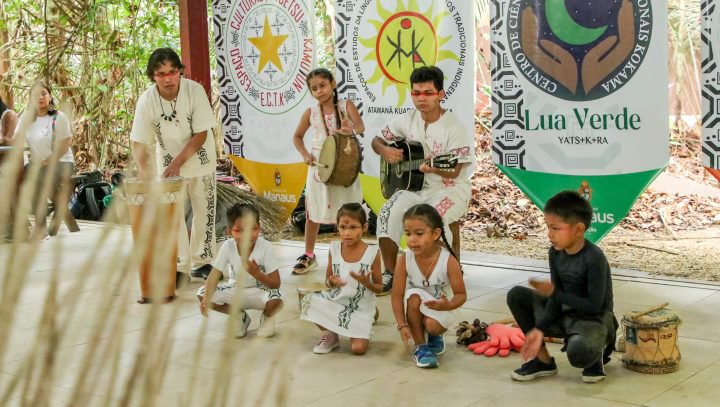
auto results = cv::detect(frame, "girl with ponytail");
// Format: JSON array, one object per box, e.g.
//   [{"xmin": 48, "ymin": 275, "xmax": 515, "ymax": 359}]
[
  {"xmin": 390, "ymin": 203, "xmax": 466, "ymax": 369},
  {"xmin": 290, "ymin": 68, "xmax": 365, "ymax": 275}
]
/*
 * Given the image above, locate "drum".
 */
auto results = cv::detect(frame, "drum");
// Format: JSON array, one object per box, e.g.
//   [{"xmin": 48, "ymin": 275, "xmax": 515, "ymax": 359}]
[
  {"xmin": 297, "ymin": 281, "xmax": 327, "ymax": 306},
  {"xmin": 316, "ymin": 134, "xmax": 361, "ymax": 187},
  {"xmin": 125, "ymin": 177, "xmax": 184, "ymax": 303},
  {"xmin": 622, "ymin": 308, "xmax": 682, "ymax": 374}
]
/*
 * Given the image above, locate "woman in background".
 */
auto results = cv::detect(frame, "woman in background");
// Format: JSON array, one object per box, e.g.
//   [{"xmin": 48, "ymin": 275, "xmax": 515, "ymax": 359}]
[{"xmin": 14, "ymin": 81, "xmax": 74, "ymax": 239}]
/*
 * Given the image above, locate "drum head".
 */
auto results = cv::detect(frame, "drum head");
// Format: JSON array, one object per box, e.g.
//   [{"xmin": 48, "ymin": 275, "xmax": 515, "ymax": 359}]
[
  {"xmin": 623, "ymin": 308, "xmax": 681, "ymax": 329},
  {"xmin": 317, "ymin": 136, "xmax": 337, "ymax": 182},
  {"xmin": 297, "ymin": 281, "xmax": 327, "ymax": 294}
]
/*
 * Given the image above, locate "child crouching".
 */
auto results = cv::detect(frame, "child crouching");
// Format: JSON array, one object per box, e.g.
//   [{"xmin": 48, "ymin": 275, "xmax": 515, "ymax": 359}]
[{"xmin": 198, "ymin": 203, "xmax": 283, "ymax": 338}]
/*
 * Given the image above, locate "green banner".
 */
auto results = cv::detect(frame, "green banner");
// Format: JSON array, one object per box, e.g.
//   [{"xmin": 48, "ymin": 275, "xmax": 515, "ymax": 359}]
[
  {"xmin": 491, "ymin": 0, "xmax": 668, "ymax": 242},
  {"xmin": 499, "ymin": 166, "xmax": 663, "ymax": 241}
]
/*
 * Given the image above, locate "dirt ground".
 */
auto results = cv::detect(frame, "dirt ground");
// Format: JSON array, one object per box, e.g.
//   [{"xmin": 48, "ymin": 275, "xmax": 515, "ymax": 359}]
[
  {"xmin": 281, "ymin": 224, "xmax": 720, "ymax": 282},
  {"xmin": 460, "ymin": 225, "xmax": 720, "ymax": 281}
]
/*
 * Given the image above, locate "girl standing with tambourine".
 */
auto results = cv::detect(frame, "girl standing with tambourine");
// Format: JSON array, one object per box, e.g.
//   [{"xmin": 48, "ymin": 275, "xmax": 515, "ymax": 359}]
[{"xmin": 291, "ymin": 68, "xmax": 364, "ymax": 275}]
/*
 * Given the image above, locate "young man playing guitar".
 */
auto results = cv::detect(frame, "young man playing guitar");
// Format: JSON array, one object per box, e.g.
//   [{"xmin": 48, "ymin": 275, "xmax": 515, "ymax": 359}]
[{"xmin": 371, "ymin": 66, "xmax": 475, "ymax": 295}]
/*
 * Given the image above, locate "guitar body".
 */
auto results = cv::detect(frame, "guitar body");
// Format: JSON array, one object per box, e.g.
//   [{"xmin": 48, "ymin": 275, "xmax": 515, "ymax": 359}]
[{"xmin": 380, "ymin": 140, "xmax": 426, "ymax": 199}]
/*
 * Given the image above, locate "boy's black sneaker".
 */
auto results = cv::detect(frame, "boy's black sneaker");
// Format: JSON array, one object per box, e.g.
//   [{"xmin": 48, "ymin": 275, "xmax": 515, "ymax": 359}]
[
  {"xmin": 191, "ymin": 264, "xmax": 213, "ymax": 279},
  {"xmin": 582, "ymin": 360, "xmax": 606, "ymax": 383},
  {"xmin": 511, "ymin": 357, "xmax": 558, "ymax": 381}
]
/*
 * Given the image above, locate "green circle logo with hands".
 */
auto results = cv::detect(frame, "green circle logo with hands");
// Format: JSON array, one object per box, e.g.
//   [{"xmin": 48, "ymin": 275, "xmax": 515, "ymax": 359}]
[{"xmin": 507, "ymin": 0, "xmax": 653, "ymax": 101}]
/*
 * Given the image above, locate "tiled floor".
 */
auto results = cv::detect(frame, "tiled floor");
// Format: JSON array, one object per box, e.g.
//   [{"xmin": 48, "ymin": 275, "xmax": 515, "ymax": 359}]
[{"xmin": 1, "ymin": 222, "xmax": 718, "ymax": 406}]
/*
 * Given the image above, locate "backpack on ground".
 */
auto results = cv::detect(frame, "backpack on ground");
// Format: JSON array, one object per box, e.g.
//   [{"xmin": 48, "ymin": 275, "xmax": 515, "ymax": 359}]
[{"xmin": 69, "ymin": 171, "xmax": 112, "ymax": 221}]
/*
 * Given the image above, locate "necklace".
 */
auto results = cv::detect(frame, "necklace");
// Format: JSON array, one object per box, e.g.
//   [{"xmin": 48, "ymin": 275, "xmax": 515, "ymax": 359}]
[
  {"xmin": 319, "ymin": 103, "xmax": 336, "ymax": 138},
  {"xmin": 421, "ymin": 247, "xmax": 441, "ymax": 288},
  {"xmin": 159, "ymin": 93, "xmax": 178, "ymax": 122}
]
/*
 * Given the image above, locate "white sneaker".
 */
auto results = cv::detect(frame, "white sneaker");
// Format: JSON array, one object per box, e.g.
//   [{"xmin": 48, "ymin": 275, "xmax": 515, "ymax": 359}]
[
  {"xmin": 313, "ymin": 331, "xmax": 339, "ymax": 354},
  {"xmin": 257, "ymin": 314, "xmax": 276, "ymax": 338},
  {"xmin": 235, "ymin": 310, "xmax": 251, "ymax": 338}
]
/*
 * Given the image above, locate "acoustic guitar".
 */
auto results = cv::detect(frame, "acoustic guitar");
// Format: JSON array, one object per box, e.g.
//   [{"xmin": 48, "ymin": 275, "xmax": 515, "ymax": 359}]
[{"xmin": 380, "ymin": 140, "xmax": 459, "ymax": 199}]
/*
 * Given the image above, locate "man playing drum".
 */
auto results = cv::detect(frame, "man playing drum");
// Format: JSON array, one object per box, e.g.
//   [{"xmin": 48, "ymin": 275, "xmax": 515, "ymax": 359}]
[
  {"xmin": 371, "ymin": 66, "xmax": 475, "ymax": 295},
  {"xmin": 130, "ymin": 48, "xmax": 217, "ymax": 285}
]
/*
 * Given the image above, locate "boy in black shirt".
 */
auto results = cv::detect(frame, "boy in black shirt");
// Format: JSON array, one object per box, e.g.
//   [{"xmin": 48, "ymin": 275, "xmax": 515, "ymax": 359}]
[{"xmin": 507, "ymin": 191, "xmax": 617, "ymax": 383}]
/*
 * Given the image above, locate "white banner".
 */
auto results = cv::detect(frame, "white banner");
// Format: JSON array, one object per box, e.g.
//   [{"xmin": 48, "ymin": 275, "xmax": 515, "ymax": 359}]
[
  {"xmin": 703, "ymin": 0, "xmax": 720, "ymax": 169},
  {"xmin": 334, "ymin": 0, "xmax": 476, "ymax": 176},
  {"xmin": 212, "ymin": 0, "xmax": 316, "ymax": 163},
  {"xmin": 491, "ymin": 0, "xmax": 668, "ymax": 175}
]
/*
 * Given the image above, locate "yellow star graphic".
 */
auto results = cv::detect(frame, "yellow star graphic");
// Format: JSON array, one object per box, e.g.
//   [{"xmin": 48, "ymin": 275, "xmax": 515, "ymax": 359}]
[{"xmin": 248, "ymin": 15, "xmax": 289, "ymax": 74}]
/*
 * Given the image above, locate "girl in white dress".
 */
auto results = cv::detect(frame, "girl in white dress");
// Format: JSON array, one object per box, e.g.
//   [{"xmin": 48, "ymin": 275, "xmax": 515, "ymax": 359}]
[
  {"xmin": 391, "ymin": 204, "xmax": 466, "ymax": 368},
  {"xmin": 300, "ymin": 203, "xmax": 381, "ymax": 355},
  {"xmin": 291, "ymin": 68, "xmax": 365, "ymax": 275}
]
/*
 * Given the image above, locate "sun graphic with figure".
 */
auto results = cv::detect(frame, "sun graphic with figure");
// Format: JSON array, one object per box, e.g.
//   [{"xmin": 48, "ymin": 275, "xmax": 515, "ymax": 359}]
[{"xmin": 358, "ymin": 0, "xmax": 459, "ymax": 106}]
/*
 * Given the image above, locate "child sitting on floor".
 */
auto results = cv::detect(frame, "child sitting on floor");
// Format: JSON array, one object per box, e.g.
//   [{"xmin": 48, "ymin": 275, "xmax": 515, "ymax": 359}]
[
  {"xmin": 198, "ymin": 203, "xmax": 283, "ymax": 338},
  {"xmin": 300, "ymin": 203, "xmax": 382, "ymax": 355},
  {"xmin": 391, "ymin": 204, "xmax": 466, "ymax": 368}
]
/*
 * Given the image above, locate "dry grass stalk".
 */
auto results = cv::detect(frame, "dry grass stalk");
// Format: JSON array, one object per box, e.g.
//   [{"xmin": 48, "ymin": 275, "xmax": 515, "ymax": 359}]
[
  {"xmin": 0, "ymin": 163, "xmax": 266, "ymax": 405},
  {"xmin": 216, "ymin": 183, "xmax": 286, "ymax": 240}
]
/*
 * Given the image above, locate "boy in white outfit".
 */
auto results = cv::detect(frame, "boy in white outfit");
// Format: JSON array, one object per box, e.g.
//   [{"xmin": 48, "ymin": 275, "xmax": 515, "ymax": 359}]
[
  {"xmin": 198, "ymin": 203, "xmax": 283, "ymax": 338},
  {"xmin": 371, "ymin": 66, "xmax": 475, "ymax": 295}
]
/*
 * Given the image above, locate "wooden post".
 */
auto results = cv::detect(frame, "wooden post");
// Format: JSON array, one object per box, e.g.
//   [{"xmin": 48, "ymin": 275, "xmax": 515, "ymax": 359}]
[{"xmin": 178, "ymin": 0, "xmax": 211, "ymax": 98}]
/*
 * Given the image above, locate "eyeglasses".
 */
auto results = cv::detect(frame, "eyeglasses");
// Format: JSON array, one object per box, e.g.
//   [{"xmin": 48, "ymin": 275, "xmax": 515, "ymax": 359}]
[
  {"xmin": 154, "ymin": 69, "xmax": 180, "ymax": 78},
  {"xmin": 410, "ymin": 90, "xmax": 440, "ymax": 97}
]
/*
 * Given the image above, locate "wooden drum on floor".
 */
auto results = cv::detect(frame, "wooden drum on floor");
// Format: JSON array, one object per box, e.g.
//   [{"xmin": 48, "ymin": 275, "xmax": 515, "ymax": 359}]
[
  {"xmin": 622, "ymin": 308, "xmax": 682, "ymax": 374},
  {"xmin": 297, "ymin": 281, "xmax": 327, "ymax": 306},
  {"xmin": 125, "ymin": 177, "xmax": 183, "ymax": 303}
]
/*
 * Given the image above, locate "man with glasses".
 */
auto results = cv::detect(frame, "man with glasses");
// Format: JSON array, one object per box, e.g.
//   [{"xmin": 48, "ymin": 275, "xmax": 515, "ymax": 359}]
[
  {"xmin": 131, "ymin": 48, "xmax": 217, "ymax": 286},
  {"xmin": 371, "ymin": 66, "xmax": 475, "ymax": 295}
]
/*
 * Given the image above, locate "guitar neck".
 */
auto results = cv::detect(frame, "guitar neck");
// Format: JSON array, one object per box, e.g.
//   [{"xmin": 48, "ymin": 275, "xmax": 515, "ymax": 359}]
[{"xmin": 398, "ymin": 158, "xmax": 434, "ymax": 172}]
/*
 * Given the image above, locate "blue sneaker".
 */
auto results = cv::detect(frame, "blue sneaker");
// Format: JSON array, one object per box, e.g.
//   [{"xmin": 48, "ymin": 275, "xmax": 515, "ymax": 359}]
[
  {"xmin": 428, "ymin": 334, "xmax": 445, "ymax": 355},
  {"xmin": 414, "ymin": 344, "xmax": 439, "ymax": 368}
]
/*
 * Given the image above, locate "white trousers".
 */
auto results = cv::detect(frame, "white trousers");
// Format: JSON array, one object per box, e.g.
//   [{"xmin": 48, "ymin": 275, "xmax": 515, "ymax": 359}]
[
  {"xmin": 177, "ymin": 174, "xmax": 216, "ymax": 271},
  {"xmin": 377, "ymin": 186, "xmax": 469, "ymax": 246}
]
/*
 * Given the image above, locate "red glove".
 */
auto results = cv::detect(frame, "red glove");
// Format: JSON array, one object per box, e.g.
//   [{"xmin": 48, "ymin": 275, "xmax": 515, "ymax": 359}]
[{"xmin": 467, "ymin": 323, "xmax": 525, "ymax": 357}]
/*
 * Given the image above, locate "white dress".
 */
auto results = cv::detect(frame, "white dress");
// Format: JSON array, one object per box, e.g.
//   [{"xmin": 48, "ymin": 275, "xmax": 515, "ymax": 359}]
[
  {"xmin": 304, "ymin": 99, "xmax": 362, "ymax": 224},
  {"xmin": 403, "ymin": 247, "xmax": 455, "ymax": 329},
  {"xmin": 300, "ymin": 242, "xmax": 378, "ymax": 339}
]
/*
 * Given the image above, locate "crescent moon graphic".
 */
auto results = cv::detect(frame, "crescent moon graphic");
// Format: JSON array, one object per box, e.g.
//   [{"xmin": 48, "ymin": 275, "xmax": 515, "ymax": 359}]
[{"xmin": 545, "ymin": 0, "xmax": 607, "ymax": 46}]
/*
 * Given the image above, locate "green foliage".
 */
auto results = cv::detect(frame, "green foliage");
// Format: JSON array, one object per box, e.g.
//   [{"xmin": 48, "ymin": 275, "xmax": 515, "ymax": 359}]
[
  {"xmin": 2, "ymin": 0, "xmax": 181, "ymax": 169},
  {"xmin": 314, "ymin": 0, "xmax": 335, "ymax": 69}
]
